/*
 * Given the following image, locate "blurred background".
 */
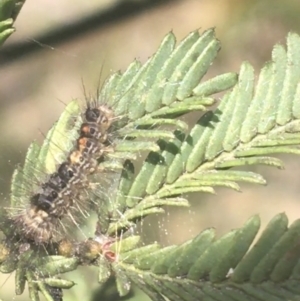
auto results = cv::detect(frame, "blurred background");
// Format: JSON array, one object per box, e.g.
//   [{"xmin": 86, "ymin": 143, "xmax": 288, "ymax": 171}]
[{"xmin": 1, "ymin": 0, "xmax": 300, "ymax": 300}]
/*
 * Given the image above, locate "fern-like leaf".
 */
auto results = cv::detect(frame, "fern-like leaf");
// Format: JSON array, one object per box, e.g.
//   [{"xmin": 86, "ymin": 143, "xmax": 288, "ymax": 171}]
[
  {"xmin": 99, "ymin": 29, "xmax": 237, "ymax": 162},
  {"xmin": 106, "ymin": 32, "xmax": 300, "ymax": 235},
  {"xmin": 115, "ymin": 213, "xmax": 300, "ymax": 301}
]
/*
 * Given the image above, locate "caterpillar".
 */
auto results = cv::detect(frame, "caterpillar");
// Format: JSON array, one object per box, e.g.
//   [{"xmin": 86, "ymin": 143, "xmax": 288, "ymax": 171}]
[{"xmin": 8, "ymin": 99, "xmax": 117, "ymax": 245}]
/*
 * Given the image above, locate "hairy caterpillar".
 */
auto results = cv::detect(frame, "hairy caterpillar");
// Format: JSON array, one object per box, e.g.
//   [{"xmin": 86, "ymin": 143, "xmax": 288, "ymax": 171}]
[{"xmin": 8, "ymin": 99, "xmax": 117, "ymax": 244}]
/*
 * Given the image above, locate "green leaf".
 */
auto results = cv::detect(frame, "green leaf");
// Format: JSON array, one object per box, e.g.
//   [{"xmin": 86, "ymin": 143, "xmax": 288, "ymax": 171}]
[
  {"xmin": 0, "ymin": 18, "xmax": 14, "ymax": 46},
  {"xmin": 0, "ymin": 0, "xmax": 14, "ymax": 21},
  {"xmin": 0, "ymin": 0, "xmax": 27, "ymax": 46},
  {"xmin": 105, "ymin": 32, "xmax": 300, "ymax": 238},
  {"xmin": 116, "ymin": 214, "xmax": 300, "ymax": 301},
  {"xmin": 97, "ymin": 28, "xmax": 236, "ymax": 168}
]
